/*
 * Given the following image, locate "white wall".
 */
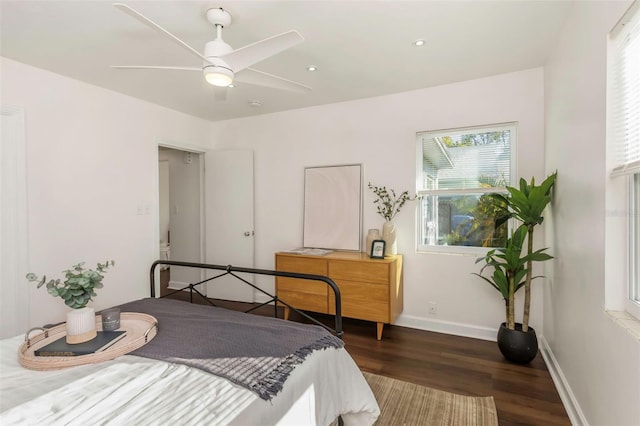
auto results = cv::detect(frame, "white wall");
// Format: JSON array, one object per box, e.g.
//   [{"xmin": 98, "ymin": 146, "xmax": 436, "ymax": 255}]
[
  {"xmin": 544, "ymin": 2, "xmax": 640, "ymax": 425},
  {"xmin": 209, "ymin": 68, "xmax": 545, "ymax": 338},
  {"xmin": 0, "ymin": 57, "xmax": 212, "ymax": 328}
]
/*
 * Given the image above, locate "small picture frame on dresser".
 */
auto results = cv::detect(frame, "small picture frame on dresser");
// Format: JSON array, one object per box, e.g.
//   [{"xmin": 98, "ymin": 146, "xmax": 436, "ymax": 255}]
[{"xmin": 370, "ymin": 240, "xmax": 385, "ymax": 259}]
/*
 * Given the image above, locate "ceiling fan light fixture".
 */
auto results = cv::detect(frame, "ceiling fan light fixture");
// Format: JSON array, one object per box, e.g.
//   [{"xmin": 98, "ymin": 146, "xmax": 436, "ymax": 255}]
[
  {"xmin": 112, "ymin": 3, "xmax": 311, "ymax": 99},
  {"xmin": 204, "ymin": 66, "xmax": 234, "ymax": 87}
]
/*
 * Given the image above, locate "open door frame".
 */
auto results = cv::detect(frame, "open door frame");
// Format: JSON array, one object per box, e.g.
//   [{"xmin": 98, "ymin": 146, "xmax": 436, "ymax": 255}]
[
  {"xmin": 0, "ymin": 106, "xmax": 29, "ymax": 337},
  {"xmin": 154, "ymin": 141, "xmax": 206, "ymax": 298}
]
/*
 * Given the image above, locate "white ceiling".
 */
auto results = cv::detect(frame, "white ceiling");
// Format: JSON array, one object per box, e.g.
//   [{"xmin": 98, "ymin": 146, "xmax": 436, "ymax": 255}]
[{"xmin": 0, "ymin": 1, "xmax": 572, "ymax": 122}]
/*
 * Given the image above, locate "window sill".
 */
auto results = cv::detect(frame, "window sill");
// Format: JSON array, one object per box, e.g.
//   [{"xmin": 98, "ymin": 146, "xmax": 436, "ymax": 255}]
[
  {"xmin": 416, "ymin": 245, "xmax": 492, "ymax": 256},
  {"xmin": 606, "ymin": 310, "xmax": 640, "ymax": 341}
]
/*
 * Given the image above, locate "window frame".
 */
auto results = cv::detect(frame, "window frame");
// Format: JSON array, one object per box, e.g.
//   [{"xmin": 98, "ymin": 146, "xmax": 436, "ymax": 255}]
[
  {"xmin": 626, "ymin": 174, "xmax": 640, "ymax": 319},
  {"xmin": 415, "ymin": 122, "xmax": 517, "ymax": 254},
  {"xmin": 606, "ymin": 0, "xmax": 640, "ymax": 320}
]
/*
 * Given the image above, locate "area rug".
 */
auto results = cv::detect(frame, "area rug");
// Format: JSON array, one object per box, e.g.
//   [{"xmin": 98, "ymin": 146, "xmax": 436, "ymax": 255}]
[{"xmin": 363, "ymin": 372, "xmax": 499, "ymax": 426}]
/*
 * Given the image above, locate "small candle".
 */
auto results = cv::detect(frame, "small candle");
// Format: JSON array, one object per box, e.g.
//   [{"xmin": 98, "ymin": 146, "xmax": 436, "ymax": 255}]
[{"xmin": 101, "ymin": 308, "xmax": 120, "ymax": 331}]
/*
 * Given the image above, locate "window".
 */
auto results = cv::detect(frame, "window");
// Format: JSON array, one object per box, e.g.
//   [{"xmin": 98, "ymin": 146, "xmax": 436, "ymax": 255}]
[
  {"xmin": 632, "ymin": 174, "xmax": 640, "ymax": 308},
  {"xmin": 416, "ymin": 123, "xmax": 515, "ymax": 252},
  {"xmin": 609, "ymin": 0, "xmax": 640, "ymax": 317}
]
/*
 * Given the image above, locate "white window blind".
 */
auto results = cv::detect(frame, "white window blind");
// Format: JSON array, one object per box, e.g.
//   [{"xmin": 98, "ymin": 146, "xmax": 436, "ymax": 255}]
[
  {"xmin": 610, "ymin": 0, "xmax": 640, "ymax": 177},
  {"xmin": 419, "ymin": 127, "xmax": 511, "ymax": 191}
]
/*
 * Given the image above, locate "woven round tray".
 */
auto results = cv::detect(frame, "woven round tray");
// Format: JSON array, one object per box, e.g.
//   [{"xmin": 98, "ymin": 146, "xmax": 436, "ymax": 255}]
[{"xmin": 19, "ymin": 312, "xmax": 158, "ymax": 371}]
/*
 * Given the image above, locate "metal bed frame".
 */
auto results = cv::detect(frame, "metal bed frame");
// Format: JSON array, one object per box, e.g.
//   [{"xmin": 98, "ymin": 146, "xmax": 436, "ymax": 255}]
[{"xmin": 150, "ymin": 259, "xmax": 343, "ymax": 338}]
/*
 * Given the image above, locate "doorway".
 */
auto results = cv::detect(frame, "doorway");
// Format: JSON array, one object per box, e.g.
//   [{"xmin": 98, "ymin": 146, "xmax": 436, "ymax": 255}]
[{"xmin": 158, "ymin": 146, "xmax": 203, "ymax": 295}]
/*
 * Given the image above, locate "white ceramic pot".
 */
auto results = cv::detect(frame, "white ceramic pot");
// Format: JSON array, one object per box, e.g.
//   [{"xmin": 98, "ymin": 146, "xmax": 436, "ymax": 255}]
[
  {"xmin": 382, "ymin": 221, "xmax": 397, "ymax": 256},
  {"xmin": 66, "ymin": 307, "xmax": 97, "ymax": 344}
]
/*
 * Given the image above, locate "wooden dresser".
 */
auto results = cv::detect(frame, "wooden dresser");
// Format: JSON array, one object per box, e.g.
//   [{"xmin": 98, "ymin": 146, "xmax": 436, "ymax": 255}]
[{"xmin": 275, "ymin": 251, "xmax": 403, "ymax": 340}]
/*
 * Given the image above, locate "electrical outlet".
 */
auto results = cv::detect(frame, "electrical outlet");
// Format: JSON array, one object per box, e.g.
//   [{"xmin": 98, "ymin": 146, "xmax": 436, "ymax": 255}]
[{"xmin": 428, "ymin": 302, "xmax": 437, "ymax": 315}]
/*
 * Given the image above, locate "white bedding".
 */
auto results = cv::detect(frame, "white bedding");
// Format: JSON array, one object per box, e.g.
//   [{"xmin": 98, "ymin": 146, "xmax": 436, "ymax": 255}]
[{"xmin": 0, "ymin": 335, "xmax": 379, "ymax": 426}]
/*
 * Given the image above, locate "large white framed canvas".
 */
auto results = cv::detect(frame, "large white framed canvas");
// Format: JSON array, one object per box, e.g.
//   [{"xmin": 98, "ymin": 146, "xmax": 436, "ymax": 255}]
[{"xmin": 303, "ymin": 164, "xmax": 362, "ymax": 251}]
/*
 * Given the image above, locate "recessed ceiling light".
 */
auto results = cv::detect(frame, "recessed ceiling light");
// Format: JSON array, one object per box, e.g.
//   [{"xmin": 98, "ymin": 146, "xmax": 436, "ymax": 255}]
[
  {"xmin": 228, "ymin": 83, "xmax": 236, "ymax": 88},
  {"xmin": 413, "ymin": 39, "xmax": 426, "ymax": 47},
  {"xmin": 248, "ymin": 100, "xmax": 262, "ymax": 107},
  {"xmin": 306, "ymin": 65, "xmax": 318, "ymax": 72}
]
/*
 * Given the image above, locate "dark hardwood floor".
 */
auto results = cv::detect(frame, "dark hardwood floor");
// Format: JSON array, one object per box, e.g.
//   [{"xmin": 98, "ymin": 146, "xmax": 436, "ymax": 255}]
[{"xmin": 160, "ymin": 269, "xmax": 570, "ymax": 425}]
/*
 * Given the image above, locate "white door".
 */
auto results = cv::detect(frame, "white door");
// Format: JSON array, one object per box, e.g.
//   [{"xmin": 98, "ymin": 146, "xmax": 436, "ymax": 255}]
[{"xmin": 205, "ymin": 150, "xmax": 254, "ymax": 302}]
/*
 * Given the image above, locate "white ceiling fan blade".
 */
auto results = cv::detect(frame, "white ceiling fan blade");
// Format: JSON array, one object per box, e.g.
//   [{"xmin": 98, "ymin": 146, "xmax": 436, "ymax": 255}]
[
  {"xmin": 222, "ymin": 30, "xmax": 304, "ymax": 72},
  {"xmin": 111, "ymin": 66, "xmax": 201, "ymax": 71},
  {"xmin": 113, "ymin": 3, "xmax": 212, "ymax": 65},
  {"xmin": 213, "ymin": 86, "xmax": 227, "ymax": 101},
  {"xmin": 235, "ymin": 68, "xmax": 311, "ymax": 93}
]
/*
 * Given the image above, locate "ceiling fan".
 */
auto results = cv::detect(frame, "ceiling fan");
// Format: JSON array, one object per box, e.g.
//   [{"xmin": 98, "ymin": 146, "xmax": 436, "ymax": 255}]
[{"xmin": 111, "ymin": 3, "xmax": 311, "ymax": 100}]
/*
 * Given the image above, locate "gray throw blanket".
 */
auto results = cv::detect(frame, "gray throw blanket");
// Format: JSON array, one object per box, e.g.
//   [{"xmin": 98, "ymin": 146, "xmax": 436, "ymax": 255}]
[{"xmin": 115, "ymin": 298, "xmax": 344, "ymax": 400}]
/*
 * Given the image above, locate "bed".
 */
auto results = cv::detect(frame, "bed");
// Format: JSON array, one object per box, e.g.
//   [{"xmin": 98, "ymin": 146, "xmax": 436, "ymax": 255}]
[{"xmin": 0, "ymin": 260, "xmax": 380, "ymax": 426}]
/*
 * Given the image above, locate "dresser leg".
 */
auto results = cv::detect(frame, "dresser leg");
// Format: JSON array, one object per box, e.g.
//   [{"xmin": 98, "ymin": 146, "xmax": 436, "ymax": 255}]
[
  {"xmin": 376, "ymin": 323, "xmax": 384, "ymax": 340},
  {"xmin": 283, "ymin": 306, "xmax": 290, "ymax": 320}
]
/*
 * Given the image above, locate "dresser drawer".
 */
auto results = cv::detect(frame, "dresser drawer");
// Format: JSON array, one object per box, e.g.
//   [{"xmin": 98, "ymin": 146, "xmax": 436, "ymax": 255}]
[
  {"xmin": 328, "ymin": 298, "xmax": 389, "ymax": 323},
  {"xmin": 277, "ymin": 277, "xmax": 328, "ymax": 295},
  {"xmin": 276, "ymin": 256, "xmax": 327, "ymax": 275},
  {"xmin": 330, "ymin": 280, "xmax": 388, "ymax": 304},
  {"xmin": 328, "ymin": 280, "xmax": 389, "ymax": 322},
  {"xmin": 329, "ymin": 260, "xmax": 389, "ymax": 285},
  {"xmin": 278, "ymin": 289, "xmax": 328, "ymax": 313}
]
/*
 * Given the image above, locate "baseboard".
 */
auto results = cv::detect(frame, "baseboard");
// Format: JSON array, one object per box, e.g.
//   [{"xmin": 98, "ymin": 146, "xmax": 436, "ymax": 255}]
[
  {"xmin": 254, "ymin": 292, "xmax": 273, "ymax": 305},
  {"xmin": 539, "ymin": 335, "xmax": 588, "ymax": 426},
  {"xmin": 167, "ymin": 280, "xmax": 191, "ymax": 291},
  {"xmin": 394, "ymin": 314, "xmax": 498, "ymax": 341}
]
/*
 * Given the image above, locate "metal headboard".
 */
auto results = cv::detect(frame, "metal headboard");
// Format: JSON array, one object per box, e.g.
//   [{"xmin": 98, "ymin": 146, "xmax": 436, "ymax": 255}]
[{"xmin": 150, "ymin": 260, "xmax": 343, "ymax": 338}]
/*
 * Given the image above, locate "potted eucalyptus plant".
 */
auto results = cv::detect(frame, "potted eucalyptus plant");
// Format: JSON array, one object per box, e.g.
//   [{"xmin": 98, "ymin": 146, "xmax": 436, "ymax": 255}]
[
  {"xmin": 27, "ymin": 260, "xmax": 115, "ymax": 344},
  {"xmin": 474, "ymin": 172, "xmax": 556, "ymax": 363}
]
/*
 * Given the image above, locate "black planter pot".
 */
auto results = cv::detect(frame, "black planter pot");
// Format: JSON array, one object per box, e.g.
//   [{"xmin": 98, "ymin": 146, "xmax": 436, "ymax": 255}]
[{"xmin": 497, "ymin": 322, "xmax": 538, "ymax": 364}]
